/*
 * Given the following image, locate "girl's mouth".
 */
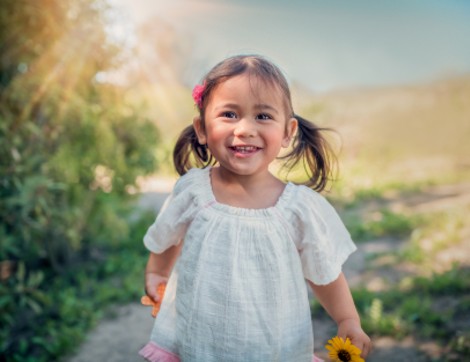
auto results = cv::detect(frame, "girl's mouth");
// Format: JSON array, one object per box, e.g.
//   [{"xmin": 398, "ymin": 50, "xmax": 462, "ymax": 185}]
[{"xmin": 229, "ymin": 146, "xmax": 261, "ymax": 154}]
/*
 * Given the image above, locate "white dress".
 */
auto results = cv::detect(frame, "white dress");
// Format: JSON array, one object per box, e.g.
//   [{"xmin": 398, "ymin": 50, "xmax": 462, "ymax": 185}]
[{"xmin": 140, "ymin": 167, "xmax": 356, "ymax": 362}]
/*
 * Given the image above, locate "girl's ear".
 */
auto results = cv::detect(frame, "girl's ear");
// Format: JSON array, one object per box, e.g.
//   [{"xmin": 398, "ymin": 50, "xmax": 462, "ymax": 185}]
[
  {"xmin": 193, "ymin": 116, "xmax": 207, "ymax": 145},
  {"xmin": 282, "ymin": 117, "xmax": 298, "ymax": 148}
]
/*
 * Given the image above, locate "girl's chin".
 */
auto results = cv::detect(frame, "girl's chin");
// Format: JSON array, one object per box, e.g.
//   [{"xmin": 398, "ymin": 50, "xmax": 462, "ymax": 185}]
[{"xmin": 217, "ymin": 164, "xmax": 268, "ymax": 177}]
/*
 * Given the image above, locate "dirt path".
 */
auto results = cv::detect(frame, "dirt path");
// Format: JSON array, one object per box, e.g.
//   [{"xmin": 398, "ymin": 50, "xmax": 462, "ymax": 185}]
[
  {"xmin": 66, "ymin": 182, "xmax": 470, "ymax": 362},
  {"xmin": 66, "ymin": 191, "xmax": 170, "ymax": 362}
]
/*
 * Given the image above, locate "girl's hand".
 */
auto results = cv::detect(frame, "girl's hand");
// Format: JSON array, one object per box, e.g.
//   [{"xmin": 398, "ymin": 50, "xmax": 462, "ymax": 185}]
[
  {"xmin": 144, "ymin": 246, "xmax": 182, "ymax": 302},
  {"xmin": 337, "ymin": 318, "xmax": 372, "ymax": 358},
  {"xmin": 145, "ymin": 272, "xmax": 168, "ymax": 302}
]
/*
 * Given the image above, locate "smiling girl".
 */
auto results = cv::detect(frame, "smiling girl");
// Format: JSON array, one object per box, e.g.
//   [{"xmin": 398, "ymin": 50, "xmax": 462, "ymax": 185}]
[{"xmin": 139, "ymin": 55, "xmax": 371, "ymax": 362}]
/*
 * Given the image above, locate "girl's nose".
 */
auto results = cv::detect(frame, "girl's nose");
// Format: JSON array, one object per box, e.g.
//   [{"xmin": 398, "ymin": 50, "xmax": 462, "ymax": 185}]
[{"xmin": 233, "ymin": 118, "xmax": 256, "ymax": 138}]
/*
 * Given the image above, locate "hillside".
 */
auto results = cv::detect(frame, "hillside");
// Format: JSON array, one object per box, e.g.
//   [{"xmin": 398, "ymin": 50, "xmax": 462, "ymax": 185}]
[{"xmin": 294, "ymin": 76, "xmax": 470, "ymax": 184}]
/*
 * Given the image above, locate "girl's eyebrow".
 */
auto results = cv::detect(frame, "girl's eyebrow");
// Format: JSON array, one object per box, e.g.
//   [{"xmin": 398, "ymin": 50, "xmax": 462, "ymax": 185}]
[
  {"xmin": 213, "ymin": 103, "xmax": 239, "ymax": 111},
  {"xmin": 213, "ymin": 103, "xmax": 280, "ymax": 114},
  {"xmin": 254, "ymin": 104, "xmax": 279, "ymax": 113}
]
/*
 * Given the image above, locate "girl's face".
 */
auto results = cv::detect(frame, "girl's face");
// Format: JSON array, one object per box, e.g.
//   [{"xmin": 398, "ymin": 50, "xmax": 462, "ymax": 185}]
[{"xmin": 194, "ymin": 74, "xmax": 297, "ymax": 179}]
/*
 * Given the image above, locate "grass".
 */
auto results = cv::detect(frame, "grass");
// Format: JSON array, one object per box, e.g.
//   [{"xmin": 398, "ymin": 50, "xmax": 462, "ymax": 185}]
[
  {"xmin": 311, "ymin": 164, "xmax": 470, "ymax": 360},
  {"xmin": 344, "ymin": 209, "xmax": 419, "ymax": 242},
  {"xmin": 398, "ymin": 210, "xmax": 464, "ymax": 265},
  {"xmin": 312, "ymin": 267, "xmax": 470, "ymax": 359},
  {"xmin": 367, "ymin": 206, "xmax": 469, "ymax": 268},
  {"xmin": 358, "ymin": 267, "xmax": 470, "ymax": 338}
]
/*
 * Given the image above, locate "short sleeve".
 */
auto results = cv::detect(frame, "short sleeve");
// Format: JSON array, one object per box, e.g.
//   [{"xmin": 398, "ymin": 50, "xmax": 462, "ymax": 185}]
[
  {"xmin": 143, "ymin": 171, "xmax": 199, "ymax": 254},
  {"xmin": 289, "ymin": 186, "xmax": 357, "ymax": 285}
]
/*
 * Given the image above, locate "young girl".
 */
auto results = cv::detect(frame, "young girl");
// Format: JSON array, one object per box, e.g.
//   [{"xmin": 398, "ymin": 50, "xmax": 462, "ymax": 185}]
[{"xmin": 139, "ymin": 55, "xmax": 371, "ymax": 362}]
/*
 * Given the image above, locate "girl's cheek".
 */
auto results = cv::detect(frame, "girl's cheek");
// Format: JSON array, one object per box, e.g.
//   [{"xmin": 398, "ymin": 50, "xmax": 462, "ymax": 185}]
[{"xmin": 206, "ymin": 123, "xmax": 229, "ymax": 140}]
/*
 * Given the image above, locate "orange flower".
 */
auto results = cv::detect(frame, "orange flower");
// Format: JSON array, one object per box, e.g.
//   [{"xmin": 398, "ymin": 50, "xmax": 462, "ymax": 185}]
[{"xmin": 141, "ymin": 283, "xmax": 166, "ymax": 318}]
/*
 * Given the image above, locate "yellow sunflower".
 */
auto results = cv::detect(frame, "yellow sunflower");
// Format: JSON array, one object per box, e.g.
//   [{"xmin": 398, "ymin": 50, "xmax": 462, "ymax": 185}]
[{"xmin": 325, "ymin": 336, "xmax": 364, "ymax": 362}]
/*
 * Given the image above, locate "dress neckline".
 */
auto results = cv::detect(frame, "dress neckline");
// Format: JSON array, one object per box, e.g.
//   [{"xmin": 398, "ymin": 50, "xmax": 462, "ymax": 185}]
[{"xmin": 200, "ymin": 167, "xmax": 293, "ymax": 217}]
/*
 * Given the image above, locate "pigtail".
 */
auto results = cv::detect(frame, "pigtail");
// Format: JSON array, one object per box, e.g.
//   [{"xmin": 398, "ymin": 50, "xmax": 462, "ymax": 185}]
[
  {"xmin": 281, "ymin": 115, "xmax": 337, "ymax": 191},
  {"xmin": 173, "ymin": 125, "xmax": 215, "ymax": 175}
]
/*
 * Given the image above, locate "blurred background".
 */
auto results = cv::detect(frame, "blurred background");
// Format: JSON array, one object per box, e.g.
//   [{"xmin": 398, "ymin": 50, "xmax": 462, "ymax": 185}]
[{"xmin": 1, "ymin": 0, "xmax": 469, "ymax": 361}]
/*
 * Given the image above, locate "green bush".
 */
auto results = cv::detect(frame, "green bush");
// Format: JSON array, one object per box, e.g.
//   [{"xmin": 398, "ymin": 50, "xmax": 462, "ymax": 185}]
[{"xmin": 0, "ymin": 0, "xmax": 159, "ymax": 360}]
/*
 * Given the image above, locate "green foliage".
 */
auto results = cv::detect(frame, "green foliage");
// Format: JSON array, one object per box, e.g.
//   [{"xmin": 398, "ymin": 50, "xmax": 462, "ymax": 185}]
[
  {"xmin": 345, "ymin": 209, "xmax": 418, "ymax": 242},
  {"xmin": 0, "ymin": 0, "xmax": 159, "ymax": 360},
  {"xmin": 1, "ymin": 0, "xmax": 158, "ymax": 267},
  {"xmin": 332, "ymin": 180, "xmax": 427, "ymax": 209},
  {"xmin": 347, "ymin": 267, "xmax": 470, "ymax": 354},
  {"xmin": 449, "ymin": 331, "xmax": 470, "ymax": 359},
  {"xmin": 333, "ymin": 184, "xmax": 469, "ymax": 359},
  {"xmin": 328, "ymin": 182, "xmax": 425, "ymax": 242},
  {"xmin": 411, "ymin": 267, "xmax": 470, "ymax": 296},
  {"xmin": 397, "ymin": 209, "xmax": 466, "ymax": 265},
  {"xmin": 0, "ymin": 211, "xmax": 154, "ymax": 361}
]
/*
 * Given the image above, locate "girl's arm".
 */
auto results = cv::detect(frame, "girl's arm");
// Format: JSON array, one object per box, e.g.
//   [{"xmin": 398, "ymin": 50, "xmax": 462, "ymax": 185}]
[
  {"xmin": 145, "ymin": 241, "xmax": 183, "ymax": 302},
  {"xmin": 308, "ymin": 272, "xmax": 371, "ymax": 358}
]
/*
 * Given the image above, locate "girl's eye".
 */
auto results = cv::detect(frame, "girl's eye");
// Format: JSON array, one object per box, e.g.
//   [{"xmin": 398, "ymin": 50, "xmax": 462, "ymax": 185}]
[
  {"xmin": 256, "ymin": 113, "xmax": 272, "ymax": 120},
  {"xmin": 222, "ymin": 111, "xmax": 237, "ymax": 119}
]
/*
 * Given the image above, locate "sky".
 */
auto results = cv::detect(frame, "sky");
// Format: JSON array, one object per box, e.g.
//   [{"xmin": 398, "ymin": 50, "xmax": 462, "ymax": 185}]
[{"xmin": 110, "ymin": 0, "xmax": 470, "ymax": 92}]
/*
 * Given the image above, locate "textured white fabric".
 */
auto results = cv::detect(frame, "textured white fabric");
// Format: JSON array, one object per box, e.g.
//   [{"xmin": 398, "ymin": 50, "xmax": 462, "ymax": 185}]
[{"xmin": 143, "ymin": 167, "xmax": 356, "ymax": 362}]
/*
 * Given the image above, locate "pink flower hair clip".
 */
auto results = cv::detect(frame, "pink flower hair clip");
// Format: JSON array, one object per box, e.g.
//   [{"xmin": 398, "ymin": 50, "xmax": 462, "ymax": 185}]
[{"xmin": 192, "ymin": 82, "xmax": 206, "ymax": 110}]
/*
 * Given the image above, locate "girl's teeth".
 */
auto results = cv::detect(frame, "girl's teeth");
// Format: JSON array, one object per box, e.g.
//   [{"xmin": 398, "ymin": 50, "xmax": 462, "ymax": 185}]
[{"xmin": 234, "ymin": 146, "xmax": 256, "ymax": 153}]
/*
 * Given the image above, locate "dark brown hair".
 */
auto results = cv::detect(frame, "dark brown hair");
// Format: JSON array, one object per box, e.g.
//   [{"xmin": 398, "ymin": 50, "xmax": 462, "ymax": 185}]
[{"xmin": 173, "ymin": 55, "xmax": 336, "ymax": 191}]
